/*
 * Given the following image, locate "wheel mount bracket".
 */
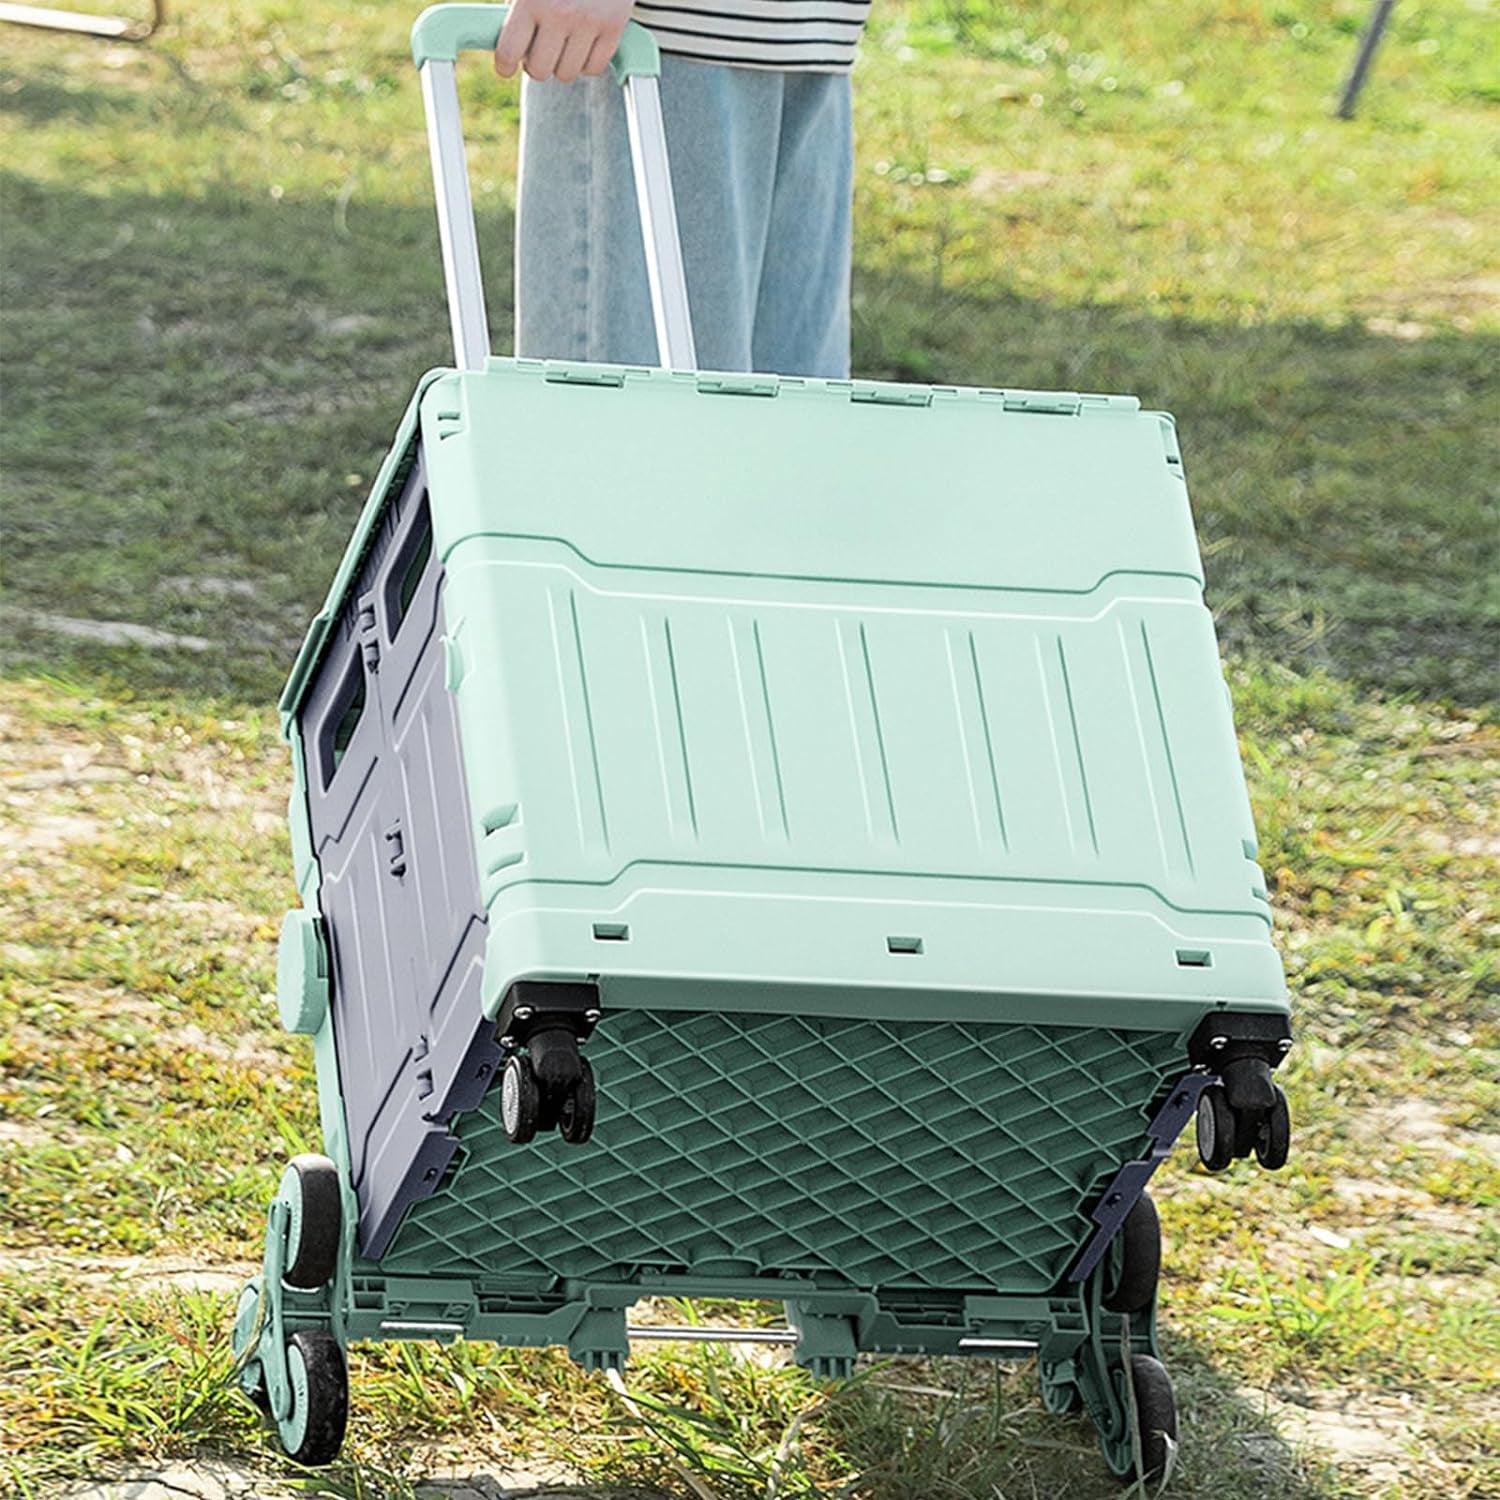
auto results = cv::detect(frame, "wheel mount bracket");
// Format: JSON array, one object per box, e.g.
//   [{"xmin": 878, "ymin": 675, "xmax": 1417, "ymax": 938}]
[{"xmin": 1067, "ymin": 1070, "xmax": 1215, "ymax": 1284}]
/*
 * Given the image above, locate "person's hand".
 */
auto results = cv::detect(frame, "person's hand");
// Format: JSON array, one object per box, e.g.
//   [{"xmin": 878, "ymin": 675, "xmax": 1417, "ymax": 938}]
[{"xmin": 494, "ymin": 0, "xmax": 635, "ymax": 83}]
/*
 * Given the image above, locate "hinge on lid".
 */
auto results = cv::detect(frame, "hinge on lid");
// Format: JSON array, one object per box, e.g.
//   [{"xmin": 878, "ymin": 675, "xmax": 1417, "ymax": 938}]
[
  {"xmin": 1002, "ymin": 389, "xmax": 1081, "ymax": 415},
  {"xmin": 544, "ymin": 363, "xmax": 627, "ymax": 388},
  {"xmin": 412, "ymin": 1032, "xmax": 434, "ymax": 1100},
  {"xmin": 851, "ymin": 382, "xmax": 932, "ymax": 407},
  {"xmin": 697, "ymin": 373, "xmax": 780, "ymax": 397},
  {"xmin": 384, "ymin": 820, "xmax": 406, "ymax": 879}
]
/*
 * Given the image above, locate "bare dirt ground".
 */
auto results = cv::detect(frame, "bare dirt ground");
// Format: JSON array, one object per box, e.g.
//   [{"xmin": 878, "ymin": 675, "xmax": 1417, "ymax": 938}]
[{"xmin": 57, "ymin": 1465, "xmax": 611, "ymax": 1500}]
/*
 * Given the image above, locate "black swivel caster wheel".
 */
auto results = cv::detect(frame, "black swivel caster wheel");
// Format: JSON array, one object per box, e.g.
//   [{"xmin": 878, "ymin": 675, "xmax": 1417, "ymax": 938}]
[
  {"xmin": 280, "ymin": 1155, "xmax": 342, "ymax": 1291},
  {"xmin": 277, "ymin": 1329, "xmax": 348, "ymax": 1466},
  {"xmin": 559, "ymin": 1057, "xmax": 596, "ymax": 1145},
  {"xmin": 1195, "ymin": 1084, "xmax": 1236, "ymax": 1172},
  {"xmin": 1102, "ymin": 1191, "xmax": 1161, "ymax": 1315},
  {"xmin": 1124, "ymin": 1353, "xmax": 1178, "ymax": 1485},
  {"xmin": 1255, "ymin": 1082, "xmax": 1291, "ymax": 1170},
  {"xmin": 502, "ymin": 1054, "xmax": 541, "ymax": 1144},
  {"xmin": 1232, "ymin": 1106, "xmax": 1263, "ymax": 1161}
]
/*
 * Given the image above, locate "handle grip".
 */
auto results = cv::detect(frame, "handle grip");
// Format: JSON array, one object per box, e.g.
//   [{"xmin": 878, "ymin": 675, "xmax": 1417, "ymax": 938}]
[
  {"xmin": 412, "ymin": 3, "xmax": 695, "ymax": 372},
  {"xmin": 412, "ymin": 2, "xmax": 660, "ymax": 82}
]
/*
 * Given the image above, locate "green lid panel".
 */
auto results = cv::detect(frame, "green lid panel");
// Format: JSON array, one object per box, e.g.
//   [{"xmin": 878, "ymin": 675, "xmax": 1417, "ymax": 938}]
[{"xmin": 420, "ymin": 363, "xmax": 1195, "ymax": 598}]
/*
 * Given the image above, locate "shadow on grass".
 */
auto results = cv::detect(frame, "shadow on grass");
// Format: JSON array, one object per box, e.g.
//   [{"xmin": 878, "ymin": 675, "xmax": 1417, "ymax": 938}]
[
  {"xmin": 301, "ymin": 1338, "xmax": 1354, "ymax": 1500},
  {"xmin": 2, "ymin": 167, "xmax": 1495, "ymax": 708},
  {"xmin": 0, "ymin": 67, "xmax": 151, "ymax": 126},
  {"xmin": 807, "ymin": 1338, "xmax": 1355, "ymax": 1500},
  {"xmin": 108, "ymin": 1341, "xmax": 1348, "ymax": 1500}
]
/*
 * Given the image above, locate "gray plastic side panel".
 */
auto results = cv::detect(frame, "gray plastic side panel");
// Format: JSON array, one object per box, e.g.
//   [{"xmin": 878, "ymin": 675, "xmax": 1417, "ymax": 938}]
[{"xmin": 298, "ymin": 448, "xmax": 497, "ymax": 1259}]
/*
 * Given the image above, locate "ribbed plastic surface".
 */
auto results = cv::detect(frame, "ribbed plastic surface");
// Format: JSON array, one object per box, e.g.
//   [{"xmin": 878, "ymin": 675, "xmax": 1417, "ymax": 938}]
[
  {"xmin": 381, "ymin": 1011, "xmax": 1181, "ymax": 1291},
  {"xmin": 419, "ymin": 361, "xmax": 1283, "ymax": 1028}
]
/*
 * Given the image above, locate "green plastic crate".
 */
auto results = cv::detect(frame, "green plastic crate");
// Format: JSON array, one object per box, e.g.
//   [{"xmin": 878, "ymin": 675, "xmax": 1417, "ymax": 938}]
[{"xmin": 235, "ymin": 357, "xmax": 1291, "ymax": 1479}]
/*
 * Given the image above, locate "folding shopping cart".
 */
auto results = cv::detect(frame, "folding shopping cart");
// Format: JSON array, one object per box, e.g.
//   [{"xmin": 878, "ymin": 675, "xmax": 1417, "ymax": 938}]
[{"xmin": 232, "ymin": 5, "xmax": 1294, "ymax": 1481}]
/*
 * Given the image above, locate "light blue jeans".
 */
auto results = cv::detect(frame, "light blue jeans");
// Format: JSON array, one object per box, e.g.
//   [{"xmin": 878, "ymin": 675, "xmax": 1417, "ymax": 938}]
[{"xmin": 515, "ymin": 57, "xmax": 853, "ymax": 378}]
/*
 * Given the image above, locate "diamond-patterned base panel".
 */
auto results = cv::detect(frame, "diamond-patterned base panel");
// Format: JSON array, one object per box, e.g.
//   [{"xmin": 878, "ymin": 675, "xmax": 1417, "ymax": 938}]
[{"xmin": 379, "ymin": 1011, "xmax": 1182, "ymax": 1293}]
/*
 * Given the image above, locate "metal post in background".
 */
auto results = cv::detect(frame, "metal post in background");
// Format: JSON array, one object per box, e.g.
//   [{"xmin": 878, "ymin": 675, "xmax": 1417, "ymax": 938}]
[{"xmin": 1337, "ymin": 0, "xmax": 1397, "ymax": 119}]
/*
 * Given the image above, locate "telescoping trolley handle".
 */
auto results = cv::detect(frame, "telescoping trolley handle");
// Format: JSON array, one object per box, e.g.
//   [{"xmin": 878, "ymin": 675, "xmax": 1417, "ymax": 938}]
[{"xmin": 411, "ymin": 3, "xmax": 697, "ymax": 372}]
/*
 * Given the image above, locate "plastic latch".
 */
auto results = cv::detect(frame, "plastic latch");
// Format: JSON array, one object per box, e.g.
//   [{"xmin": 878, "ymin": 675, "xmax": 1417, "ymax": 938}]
[
  {"xmin": 277, "ymin": 909, "xmax": 329, "ymax": 1035},
  {"xmin": 443, "ymin": 634, "xmax": 465, "ymax": 692}
]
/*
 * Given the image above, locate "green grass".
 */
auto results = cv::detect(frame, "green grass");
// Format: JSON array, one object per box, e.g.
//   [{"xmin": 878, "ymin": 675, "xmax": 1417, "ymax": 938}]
[
  {"xmin": 1, "ymin": 669, "xmax": 1495, "ymax": 1496},
  {"xmin": 1, "ymin": 0, "xmax": 1497, "ymax": 1495}
]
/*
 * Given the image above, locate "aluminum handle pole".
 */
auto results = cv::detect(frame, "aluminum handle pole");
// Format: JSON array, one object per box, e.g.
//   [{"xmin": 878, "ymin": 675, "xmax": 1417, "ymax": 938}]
[
  {"xmin": 622, "ymin": 75, "xmax": 697, "ymax": 370},
  {"xmin": 421, "ymin": 58, "xmax": 491, "ymax": 371},
  {"xmin": 419, "ymin": 58, "xmax": 693, "ymax": 370}
]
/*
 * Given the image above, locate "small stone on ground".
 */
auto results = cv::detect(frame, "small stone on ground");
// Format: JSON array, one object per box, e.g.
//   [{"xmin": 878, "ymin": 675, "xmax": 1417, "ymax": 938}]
[{"xmin": 58, "ymin": 1464, "xmax": 278, "ymax": 1500}]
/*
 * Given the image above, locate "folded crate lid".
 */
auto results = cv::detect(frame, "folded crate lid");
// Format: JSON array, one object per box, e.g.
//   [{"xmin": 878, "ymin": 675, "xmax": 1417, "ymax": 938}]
[
  {"xmin": 422, "ymin": 363, "xmax": 1202, "ymax": 596},
  {"xmin": 286, "ymin": 361, "xmax": 1199, "ymax": 725}
]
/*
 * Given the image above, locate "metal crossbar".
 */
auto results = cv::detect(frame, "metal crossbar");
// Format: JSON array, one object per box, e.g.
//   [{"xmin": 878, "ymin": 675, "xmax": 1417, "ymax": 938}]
[{"xmin": 0, "ymin": 0, "xmax": 164, "ymax": 40}]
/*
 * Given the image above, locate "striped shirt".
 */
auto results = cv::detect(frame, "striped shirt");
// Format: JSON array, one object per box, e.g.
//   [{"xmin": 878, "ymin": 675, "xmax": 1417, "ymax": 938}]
[{"xmin": 633, "ymin": 0, "xmax": 871, "ymax": 73}]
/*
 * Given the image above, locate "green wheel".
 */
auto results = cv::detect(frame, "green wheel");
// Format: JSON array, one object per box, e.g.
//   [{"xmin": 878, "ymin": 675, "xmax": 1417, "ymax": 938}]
[
  {"xmin": 277, "ymin": 1329, "xmax": 348, "ymax": 1466},
  {"xmin": 1039, "ymin": 1360, "xmax": 1082, "ymax": 1415},
  {"xmin": 231, "ymin": 1279, "xmax": 269, "ymax": 1413}
]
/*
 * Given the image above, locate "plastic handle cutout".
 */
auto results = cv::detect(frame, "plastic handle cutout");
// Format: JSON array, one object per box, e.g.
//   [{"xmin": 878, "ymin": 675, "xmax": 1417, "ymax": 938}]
[{"xmin": 411, "ymin": 3, "xmax": 660, "ymax": 82}]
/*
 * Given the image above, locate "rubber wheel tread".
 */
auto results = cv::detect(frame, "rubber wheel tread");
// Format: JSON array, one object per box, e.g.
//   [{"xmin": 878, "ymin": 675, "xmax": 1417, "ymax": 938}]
[
  {"xmin": 283, "ymin": 1156, "xmax": 341, "ymax": 1291},
  {"xmin": 1232, "ymin": 1107, "xmax": 1261, "ymax": 1160},
  {"xmin": 1195, "ymin": 1085, "xmax": 1235, "ymax": 1172},
  {"xmin": 1255, "ymin": 1082, "xmax": 1292, "ymax": 1170},
  {"xmin": 560, "ymin": 1057, "xmax": 596, "ymax": 1145},
  {"xmin": 281, "ymin": 1329, "xmax": 348, "ymax": 1466},
  {"xmin": 1126, "ymin": 1353, "xmax": 1177, "ymax": 1485},
  {"xmin": 1102, "ymin": 1191, "xmax": 1161, "ymax": 1314}
]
